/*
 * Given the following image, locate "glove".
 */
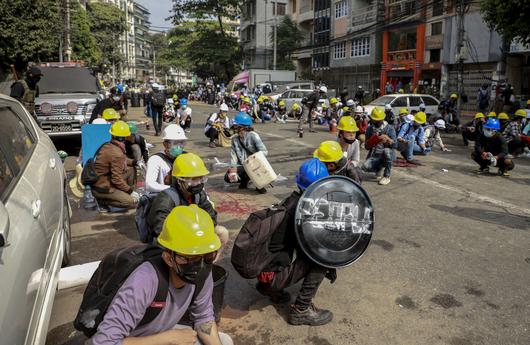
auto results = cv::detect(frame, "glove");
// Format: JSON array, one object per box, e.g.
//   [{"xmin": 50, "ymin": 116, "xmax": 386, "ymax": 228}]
[
  {"xmin": 131, "ymin": 191, "xmax": 140, "ymax": 203},
  {"xmin": 227, "ymin": 168, "xmax": 240, "ymax": 183},
  {"xmin": 325, "ymin": 269, "xmax": 337, "ymax": 284},
  {"xmin": 136, "ymin": 161, "xmax": 147, "ymax": 172}
]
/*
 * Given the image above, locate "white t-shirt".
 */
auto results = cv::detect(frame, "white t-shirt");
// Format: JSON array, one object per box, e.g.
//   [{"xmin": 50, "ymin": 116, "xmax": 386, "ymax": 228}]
[
  {"xmin": 342, "ymin": 140, "xmax": 361, "ymax": 167},
  {"xmin": 145, "ymin": 152, "xmax": 172, "ymax": 193}
]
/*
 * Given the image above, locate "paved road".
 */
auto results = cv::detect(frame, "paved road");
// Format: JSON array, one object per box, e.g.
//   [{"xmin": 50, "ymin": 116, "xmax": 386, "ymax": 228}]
[{"xmin": 47, "ymin": 103, "xmax": 530, "ymax": 345}]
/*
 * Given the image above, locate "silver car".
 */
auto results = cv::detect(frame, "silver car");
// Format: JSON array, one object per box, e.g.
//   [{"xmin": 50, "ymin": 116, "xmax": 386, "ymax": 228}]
[
  {"xmin": 364, "ymin": 94, "xmax": 440, "ymax": 116},
  {"xmin": 0, "ymin": 94, "xmax": 71, "ymax": 345},
  {"xmin": 276, "ymin": 88, "xmax": 330, "ymax": 110}
]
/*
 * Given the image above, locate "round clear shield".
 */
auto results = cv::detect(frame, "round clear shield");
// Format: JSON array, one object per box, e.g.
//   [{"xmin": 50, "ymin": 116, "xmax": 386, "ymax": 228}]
[{"xmin": 295, "ymin": 176, "xmax": 374, "ymax": 268}]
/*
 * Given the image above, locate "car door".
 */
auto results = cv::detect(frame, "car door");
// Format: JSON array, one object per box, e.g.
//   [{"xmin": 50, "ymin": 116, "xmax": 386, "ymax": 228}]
[
  {"xmin": 409, "ymin": 96, "xmax": 423, "ymax": 113},
  {"xmin": 0, "ymin": 102, "xmax": 46, "ymax": 345},
  {"xmin": 420, "ymin": 95, "xmax": 440, "ymax": 115},
  {"xmin": 390, "ymin": 96, "xmax": 408, "ymax": 113}
]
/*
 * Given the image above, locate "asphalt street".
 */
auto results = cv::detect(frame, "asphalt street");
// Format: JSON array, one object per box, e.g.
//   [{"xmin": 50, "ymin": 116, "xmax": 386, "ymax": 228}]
[{"xmin": 47, "ymin": 103, "xmax": 530, "ymax": 345}]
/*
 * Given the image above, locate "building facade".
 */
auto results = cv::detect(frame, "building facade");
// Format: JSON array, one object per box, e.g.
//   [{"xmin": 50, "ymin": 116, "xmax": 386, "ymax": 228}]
[{"xmin": 133, "ymin": 2, "xmax": 152, "ymax": 82}]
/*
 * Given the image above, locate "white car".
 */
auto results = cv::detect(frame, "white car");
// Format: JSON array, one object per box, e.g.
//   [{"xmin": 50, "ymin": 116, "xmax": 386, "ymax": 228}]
[
  {"xmin": 276, "ymin": 89, "xmax": 330, "ymax": 110},
  {"xmin": 364, "ymin": 94, "xmax": 440, "ymax": 116},
  {"xmin": 0, "ymin": 93, "xmax": 71, "ymax": 345}
]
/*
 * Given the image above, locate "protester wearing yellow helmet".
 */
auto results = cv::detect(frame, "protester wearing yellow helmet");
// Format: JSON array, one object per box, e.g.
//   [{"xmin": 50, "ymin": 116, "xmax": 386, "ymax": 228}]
[
  {"xmin": 289, "ymin": 103, "xmax": 303, "ymax": 120},
  {"xmin": 314, "ymin": 140, "xmax": 362, "ymax": 183},
  {"xmin": 361, "ymin": 107, "xmax": 397, "ymax": 185},
  {"xmin": 498, "ymin": 112, "xmax": 510, "ymax": 132},
  {"xmin": 503, "ymin": 109, "xmax": 528, "ymax": 156},
  {"xmin": 397, "ymin": 111, "xmax": 430, "ymax": 164},
  {"xmin": 147, "ymin": 153, "xmax": 229, "ymax": 258},
  {"xmin": 275, "ymin": 100, "xmax": 288, "ymax": 123},
  {"xmin": 337, "ymin": 116, "xmax": 362, "ymax": 170},
  {"xmin": 91, "ymin": 120, "xmax": 139, "ymax": 210},
  {"xmin": 462, "ymin": 112, "xmax": 487, "ymax": 146},
  {"xmin": 488, "ymin": 111, "xmax": 497, "ymax": 118},
  {"xmin": 102, "ymin": 108, "xmax": 120, "ymax": 123}
]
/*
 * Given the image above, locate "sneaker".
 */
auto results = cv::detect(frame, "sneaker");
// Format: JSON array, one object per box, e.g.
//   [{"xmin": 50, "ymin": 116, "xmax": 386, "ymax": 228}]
[
  {"xmin": 208, "ymin": 142, "xmax": 216, "ymax": 148},
  {"xmin": 256, "ymin": 283, "xmax": 291, "ymax": 304},
  {"xmin": 288, "ymin": 304, "xmax": 333, "ymax": 326},
  {"xmin": 406, "ymin": 159, "xmax": 421, "ymax": 165},
  {"xmin": 498, "ymin": 170, "xmax": 510, "ymax": 177},
  {"xmin": 378, "ymin": 177, "xmax": 391, "ymax": 185},
  {"xmin": 375, "ymin": 168, "xmax": 384, "ymax": 181},
  {"xmin": 256, "ymin": 187, "xmax": 267, "ymax": 194},
  {"xmin": 476, "ymin": 167, "xmax": 489, "ymax": 174}
]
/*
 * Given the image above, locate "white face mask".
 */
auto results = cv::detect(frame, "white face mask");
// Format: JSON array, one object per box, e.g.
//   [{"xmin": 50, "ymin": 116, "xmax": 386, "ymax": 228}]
[
  {"xmin": 483, "ymin": 129, "xmax": 494, "ymax": 138},
  {"xmin": 112, "ymin": 96, "xmax": 121, "ymax": 102}
]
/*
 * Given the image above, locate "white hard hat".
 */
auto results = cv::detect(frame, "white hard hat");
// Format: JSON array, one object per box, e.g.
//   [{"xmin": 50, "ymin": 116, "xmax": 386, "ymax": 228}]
[
  {"xmin": 152, "ymin": 83, "xmax": 160, "ymax": 89},
  {"xmin": 162, "ymin": 124, "xmax": 188, "ymax": 141},
  {"xmin": 404, "ymin": 114, "xmax": 415, "ymax": 123},
  {"xmin": 337, "ymin": 102, "xmax": 343, "ymax": 108},
  {"xmin": 385, "ymin": 104, "xmax": 392, "ymax": 111},
  {"xmin": 167, "ymin": 98, "xmax": 174, "ymax": 104},
  {"xmin": 220, "ymin": 103, "xmax": 229, "ymax": 112},
  {"xmin": 92, "ymin": 118, "xmax": 108, "ymax": 125},
  {"xmin": 434, "ymin": 119, "xmax": 446, "ymax": 129},
  {"xmin": 419, "ymin": 103, "xmax": 426, "ymax": 109},
  {"xmin": 346, "ymin": 99, "xmax": 355, "ymax": 106},
  {"xmin": 355, "ymin": 106, "xmax": 364, "ymax": 113},
  {"xmin": 319, "ymin": 85, "xmax": 328, "ymax": 93},
  {"xmin": 319, "ymin": 99, "xmax": 326, "ymax": 103},
  {"xmin": 358, "ymin": 85, "xmax": 363, "ymax": 89}
]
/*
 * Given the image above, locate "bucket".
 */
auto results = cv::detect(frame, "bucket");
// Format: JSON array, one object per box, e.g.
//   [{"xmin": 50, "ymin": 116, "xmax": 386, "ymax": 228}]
[
  {"xmin": 243, "ymin": 151, "xmax": 277, "ymax": 189},
  {"xmin": 212, "ymin": 264, "xmax": 228, "ymax": 322}
]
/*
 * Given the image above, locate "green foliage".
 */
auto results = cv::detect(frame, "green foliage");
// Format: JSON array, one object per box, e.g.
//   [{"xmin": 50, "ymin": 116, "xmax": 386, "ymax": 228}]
[
  {"xmin": 170, "ymin": 0, "xmax": 240, "ymax": 34},
  {"xmin": 0, "ymin": 0, "xmax": 60, "ymax": 68},
  {"xmin": 71, "ymin": 3, "xmax": 101, "ymax": 66},
  {"xmin": 481, "ymin": 0, "xmax": 530, "ymax": 44},
  {"xmin": 271, "ymin": 16, "xmax": 304, "ymax": 70},
  {"xmin": 87, "ymin": 1, "xmax": 126, "ymax": 69}
]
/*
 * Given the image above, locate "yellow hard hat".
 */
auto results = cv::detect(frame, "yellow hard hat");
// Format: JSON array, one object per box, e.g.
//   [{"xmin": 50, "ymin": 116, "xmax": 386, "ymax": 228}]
[
  {"xmin": 330, "ymin": 97, "xmax": 338, "ymax": 105},
  {"xmin": 313, "ymin": 141, "xmax": 343, "ymax": 163},
  {"xmin": 292, "ymin": 103, "xmax": 300, "ymax": 110},
  {"xmin": 514, "ymin": 109, "xmax": 527, "ymax": 117},
  {"xmin": 239, "ymin": 94, "xmax": 244, "ymax": 99},
  {"xmin": 398, "ymin": 89, "xmax": 404, "ymax": 94},
  {"xmin": 257, "ymin": 96, "xmax": 264, "ymax": 104},
  {"xmin": 158, "ymin": 205, "xmax": 221, "ymax": 255},
  {"xmin": 109, "ymin": 120, "xmax": 131, "ymax": 137},
  {"xmin": 399, "ymin": 108, "xmax": 409, "ymax": 115},
  {"xmin": 172, "ymin": 153, "xmax": 210, "ymax": 178},
  {"xmin": 498, "ymin": 112, "xmax": 509, "ymax": 120},
  {"xmin": 370, "ymin": 107, "xmax": 386, "ymax": 121},
  {"xmin": 526, "ymin": 99, "xmax": 530, "ymax": 105},
  {"xmin": 475, "ymin": 112, "xmax": 485, "ymax": 119},
  {"xmin": 342, "ymin": 106, "xmax": 350, "ymax": 112},
  {"xmin": 450, "ymin": 93, "xmax": 458, "ymax": 99},
  {"xmin": 102, "ymin": 108, "xmax": 120, "ymax": 121},
  {"xmin": 244, "ymin": 97, "xmax": 250, "ymax": 103},
  {"xmin": 488, "ymin": 111, "xmax": 497, "ymax": 118},
  {"xmin": 279, "ymin": 100, "xmax": 286, "ymax": 107},
  {"xmin": 414, "ymin": 111, "xmax": 427, "ymax": 125},
  {"xmin": 337, "ymin": 116, "xmax": 359, "ymax": 132}
]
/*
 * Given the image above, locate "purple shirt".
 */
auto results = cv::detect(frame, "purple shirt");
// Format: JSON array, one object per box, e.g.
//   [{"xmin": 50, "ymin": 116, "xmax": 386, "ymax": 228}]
[{"xmin": 87, "ymin": 262, "xmax": 215, "ymax": 345}]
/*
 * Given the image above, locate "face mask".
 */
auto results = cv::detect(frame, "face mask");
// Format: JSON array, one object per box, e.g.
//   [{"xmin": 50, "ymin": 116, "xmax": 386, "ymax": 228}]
[
  {"xmin": 169, "ymin": 145, "xmax": 184, "ymax": 157},
  {"xmin": 174, "ymin": 260, "xmax": 207, "ymax": 285},
  {"xmin": 344, "ymin": 137, "xmax": 356, "ymax": 144},
  {"xmin": 112, "ymin": 96, "xmax": 121, "ymax": 102},
  {"xmin": 187, "ymin": 183, "xmax": 204, "ymax": 195},
  {"xmin": 115, "ymin": 136, "xmax": 126, "ymax": 142},
  {"xmin": 373, "ymin": 121, "xmax": 383, "ymax": 128},
  {"xmin": 484, "ymin": 129, "xmax": 494, "ymax": 138}
]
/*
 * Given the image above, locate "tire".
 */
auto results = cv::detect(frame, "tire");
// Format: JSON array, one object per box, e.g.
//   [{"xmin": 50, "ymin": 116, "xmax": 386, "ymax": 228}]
[{"xmin": 61, "ymin": 192, "xmax": 72, "ymax": 267}]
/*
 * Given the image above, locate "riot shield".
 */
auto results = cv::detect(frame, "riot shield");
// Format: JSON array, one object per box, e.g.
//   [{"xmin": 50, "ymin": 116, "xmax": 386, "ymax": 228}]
[{"xmin": 294, "ymin": 176, "xmax": 374, "ymax": 268}]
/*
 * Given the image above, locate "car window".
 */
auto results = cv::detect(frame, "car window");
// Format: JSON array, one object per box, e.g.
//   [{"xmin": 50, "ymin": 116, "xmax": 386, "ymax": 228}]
[
  {"xmin": 370, "ymin": 96, "xmax": 395, "ymax": 106},
  {"xmin": 421, "ymin": 96, "xmax": 439, "ymax": 106},
  {"xmin": 392, "ymin": 97, "xmax": 408, "ymax": 107},
  {"xmin": 0, "ymin": 106, "xmax": 36, "ymax": 176},
  {"xmin": 409, "ymin": 96, "xmax": 422, "ymax": 107},
  {"xmin": 0, "ymin": 152, "xmax": 15, "ymax": 200},
  {"xmin": 281, "ymin": 91, "xmax": 291, "ymax": 98}
]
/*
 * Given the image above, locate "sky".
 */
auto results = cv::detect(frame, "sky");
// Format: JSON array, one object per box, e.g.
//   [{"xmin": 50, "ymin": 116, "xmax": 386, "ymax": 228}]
[{"xmin": 136, "ymin": 0, "xmax": 174, "ymax": 31}]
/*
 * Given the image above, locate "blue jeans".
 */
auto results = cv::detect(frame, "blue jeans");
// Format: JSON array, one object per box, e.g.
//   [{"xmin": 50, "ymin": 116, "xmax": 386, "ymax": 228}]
[
  {"xmin": 400, "ymin": 135, "xmax": 431, "ymax": 160},
  {"xmin": 362, "ymin": 148, "xmax": 394, "ymax": 178}
]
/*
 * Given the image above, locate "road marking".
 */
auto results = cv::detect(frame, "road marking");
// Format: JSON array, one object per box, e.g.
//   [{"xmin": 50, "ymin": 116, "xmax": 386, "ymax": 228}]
[{"xmin": 262, "ymin": 131, "xmax": 530, "ymax": 216}]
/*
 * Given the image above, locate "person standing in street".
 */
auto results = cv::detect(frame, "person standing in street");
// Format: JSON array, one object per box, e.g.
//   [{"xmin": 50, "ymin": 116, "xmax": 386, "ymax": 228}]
[
  {"xmin": 354, "ymin": 86, "xmax": 365, "ymax": 105},
  {"xmin": 299, "ymin": 86, "xmax": 327, "ymax": 137},
  {"xmin": 10, "ymin": 66, "xmax": 43, "ymax": 118},
  {"xmin": 148, "ymin": 84, "xmax": 166, "ymax": 136},
  {"xmin": 477, "ymin": 83, "xmax": 491, "ymax": 113},
  {"xmin": 90, "ymin": 87, "xmax": 125, "ymax": 123}
]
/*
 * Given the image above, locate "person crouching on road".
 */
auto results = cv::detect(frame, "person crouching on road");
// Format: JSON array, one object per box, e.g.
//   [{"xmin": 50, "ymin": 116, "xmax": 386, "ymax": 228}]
[
  {"xmin": 424, "ymin": 119, "xmax": 451, "ymax": 152},
  {"xmin": 397, "ymin": 111, "xmax": 430, "ymax": 163},
  {"xmin": 92, "ymin": 121, "xmax": 141, "ymax": 210},
  {"xmin": 362, "ymin": 107, "xmax": 397, "ymax": 186},
  {"xmin": 205, "ymin": 103, "xmax": 231, "ymax": 148},
  {"xmin": 145, "ymin": 124, "xmax": 188, "ymax": 193},
  {"xmin": 337, "ymin": 116, "xmax": 362, "ymax": 168},
  {"xmin": 256, "ymin": 158, "xmax": 335, "ymax": 326},
  {"xmin": 472, "ymin": 118, "xmax": 514, "ymax": 176},
  {"xmin": 313, "ymin": 140, "xmax": 362, "ymax": 184},
  {"xmin": 275, "ymin": 100, "xmax": 288, "ymax": 123},
  {"xmin": 288, "ymin": 103, "xmax": 303, "ymax": 120},
  {"xmin": 225, "ymin": 112, "xmax": 269, "ymax": 193},
  {"xmin": 177, "ymin": 99, "xmax": 192, "ymax": 133},
  {"xmin": 502, "ymin": 109, "xmax": 528, "ymax": 156},
  {"xmin": 147, "ymin": 153, "xmax": 229, "ymax": 258},
  {"xmin": 86, "ymin": 205, "xmax": 234, "ymax": 345},
  {"xmin": 125, "ymin": 121, "xmax": 149, "ymax": 167}
]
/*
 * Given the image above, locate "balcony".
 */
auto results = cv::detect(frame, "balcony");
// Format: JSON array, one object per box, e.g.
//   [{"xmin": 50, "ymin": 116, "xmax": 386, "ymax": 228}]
[
  {"xmin": 387, "ymin": 49, "xmax": 416, "ymax": 62},
  {"xmin": 299, "ymin": 1, "xmax": 314, "ymax": 23},
  {"xmin": 386, "ymin": 0, "xmax": 421, "ymax": 23},
  {"xmin": 349, "ymin": 4, "xmax": 378, "ymax": 33}
]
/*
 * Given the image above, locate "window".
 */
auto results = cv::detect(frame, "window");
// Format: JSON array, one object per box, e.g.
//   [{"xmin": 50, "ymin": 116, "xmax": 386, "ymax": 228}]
[
  {"xmin": 430, "ymin": 49, "xmax": 441, "ymax": 63},
  {"xmin": 432, "ymin": 0, "xmax": 444, "ymax": 17},
  {"xmin": 431, "ymin": 22, "xmax": 442, "ymax": 36},
  {"xmin": 335, "ymin": 0, "xmax": 347, "ymax": 18},
  {"xmin": 334, "ymin": 42, "xmax": 346, "ymax": 59},
  {"xmin": 313, "ymin": 50, "xmax": 330, "ymax": 68},
  {"xmin": 409, "ymin": 96, "xmax": 422, "ymax": 107},
  {"xmin": 389, "ymin": 29, "xmax": 417, "ymax": 51},
  {"xmin": 421, "ymin": 96, "xmax": 439, "ymax": 106},
  {"xmin": 276, "ymin": 3, "xmax": 286, "ymax": 16},
  {"xmin": 392, "ymin": 97, "xmax": 408, "ymax": 107},
  {"xmin": 0, "ymin": 153, "xmax": 14, "ymax": 199},
  {"xmin": 351, "ymin": 37, "xmax": 370, "ymax": 57}
]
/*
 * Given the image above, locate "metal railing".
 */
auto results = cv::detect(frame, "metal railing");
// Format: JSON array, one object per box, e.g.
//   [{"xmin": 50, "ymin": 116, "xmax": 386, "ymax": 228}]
[{"xmin": 350, "ymin": 4, "xmax": 378, "ymax": 31}]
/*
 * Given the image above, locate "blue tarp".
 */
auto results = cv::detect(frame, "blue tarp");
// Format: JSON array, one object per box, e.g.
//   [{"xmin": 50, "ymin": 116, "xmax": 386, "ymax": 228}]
[{"xmin": 81, "ymin": 124, "xmax": 111, "ymax": 166}]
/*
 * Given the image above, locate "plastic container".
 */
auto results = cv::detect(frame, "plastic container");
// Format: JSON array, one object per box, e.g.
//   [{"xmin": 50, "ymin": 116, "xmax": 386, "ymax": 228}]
[
  {"xmin": 243, "ymin": 151, "xmax": 277, "ymax": 189},
  {"xmin": 211, "ymin": 264, "xmax": 228, "ymax": 322}
]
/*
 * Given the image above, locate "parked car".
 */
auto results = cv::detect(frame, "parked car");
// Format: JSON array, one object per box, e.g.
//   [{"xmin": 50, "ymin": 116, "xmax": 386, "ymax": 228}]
[
  {"xmin": 0, "ymin": 93, "xmax": 71, "ymax": 345},
  {"xmin": 364, "ymin": 94, "xmax": 440, "ymax": 116},
  {"xmin": 276, "ymin": 88, "xmax": 330, "ymax": 110},
  {"xmin": 35, "ymin": 62, "xmax": 101, "ymax": 137}
]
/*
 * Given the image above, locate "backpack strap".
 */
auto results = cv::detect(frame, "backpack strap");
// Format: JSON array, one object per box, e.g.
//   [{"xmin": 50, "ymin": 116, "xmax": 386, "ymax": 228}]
[
  {"xmin": 162, "ymin": 187, "xmax": 181, "ymax": 206},
  {"xmin": 137, "ymin": 257, "xmax": 170, "ymax": 328},
  {"xmin": 155, "ymin": 152, "xmax": 174, "ymax": 166}
]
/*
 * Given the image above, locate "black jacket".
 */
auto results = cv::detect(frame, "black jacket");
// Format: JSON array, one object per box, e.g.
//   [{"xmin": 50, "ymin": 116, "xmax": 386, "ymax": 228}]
[
  {"xmin": 146, "ymin": 186, "xmax": 217, "ymax": 237},
  {"xmin": 475, "ymin": 133, "xmax": 508, "ymax": 159},
  {"xmin": 90, "ymin": 98, "xmax": 122, "ymax": 123}
]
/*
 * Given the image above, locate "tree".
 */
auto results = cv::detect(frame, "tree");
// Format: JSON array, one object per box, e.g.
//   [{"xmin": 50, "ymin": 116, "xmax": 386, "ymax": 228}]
[
  {"xmin": 481, "ymin": 0, "xmax": 530, "ymax": 45},
  {"xmin": 87, "ymin": 2, "xmax": 126, "ymax": 73},
  {"xmin": 271, "ymin": 16, "xmax": 304, "ymax": 70},
  {"xmin": 0, "ymin": 0, "xmax": 60, "ymax": 69},
  {"xmin": 170, "ymin": 0, "xmax": 240, "ymax": 36},
  {"xmin": 71, "ymin": 2, "xmax": 101, "ymax": 66}
]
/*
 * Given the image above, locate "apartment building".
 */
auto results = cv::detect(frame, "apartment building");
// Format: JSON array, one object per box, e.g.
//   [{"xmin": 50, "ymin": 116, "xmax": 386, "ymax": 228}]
[
  {"xmin": 133, "ymin": 2, "xmax": 152, "ymax": 82},
  {"xmin": 240, "ymin": 0, "xmax": 288, "ymax": 69},
  {"xmin": 289, "ymin": 0, "xmax": 315, "ymax": 78}
]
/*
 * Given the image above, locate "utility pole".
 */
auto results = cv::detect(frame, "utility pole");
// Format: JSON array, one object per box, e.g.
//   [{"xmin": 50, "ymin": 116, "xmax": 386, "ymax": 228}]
[
  {"xmin": 273, "ymin": 16, "xmax": 277, "ymax": 70},
  {"xmin": 153, "ymin": 49, "xmax": 156, "ymax": 82},
  {"xmin": 64, "ymin": 0, "xmax": 72, "ymax": 61},
  {"xmin": 264, "ymin": 0, "xmax": 268, "ymax": 69},
  {"xmin": 456, "ymin": 0, "xmax": 466, "ymax": 120}
]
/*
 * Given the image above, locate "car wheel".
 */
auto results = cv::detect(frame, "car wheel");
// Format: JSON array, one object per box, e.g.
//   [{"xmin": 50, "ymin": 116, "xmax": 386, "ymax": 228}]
[{"xmin": 61, "ymin": 192, "xmax": 72, "ymax": 267}]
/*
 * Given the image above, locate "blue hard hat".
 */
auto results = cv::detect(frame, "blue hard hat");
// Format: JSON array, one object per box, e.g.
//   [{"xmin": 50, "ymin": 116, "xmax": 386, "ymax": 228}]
[
  {"xmin": 233, "ymin": 112, "xmax": 253, "ymax": 126},
  {"xmin": 484, "ymin": 118, "xmax": 500, "ymax": 130},
  {"xmin": 180, "ymin": 99, "xmax": 188, "ymax": 106},
  {"xmin": 296, "ymin": 158, "xmax": 329, "ymax": 190}
]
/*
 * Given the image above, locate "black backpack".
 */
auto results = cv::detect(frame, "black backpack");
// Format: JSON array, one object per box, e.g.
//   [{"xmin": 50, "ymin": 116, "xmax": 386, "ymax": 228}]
[
  {"xmin": 231, "ymin": 205, "xmax": 289, "ymax": 279},
  {"xmin": 152, "ymin": 92, "xmax": 166, "ymax": 107},
  {"xmin": 74, "ymin": 245, "xmax": 169, "ymax": 337},
  {"xmin": 80, "ymin": 143, "xmax": 108, "ymax": 186}
]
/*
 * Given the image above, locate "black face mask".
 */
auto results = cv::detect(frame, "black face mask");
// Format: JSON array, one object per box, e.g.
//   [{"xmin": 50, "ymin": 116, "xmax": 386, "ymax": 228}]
[
  {"xmin": 372, "ymin": 121, "xmax": 383, "ymax": 128},
  {"xmin": 343, "ymin": 137, "xmax": 356, "ymax": 144},
  {"xmin": 174, "ymin": 260, "xmax": 211, "ymax": 285},
  {"xmin": 187, "ymin": 183, "xmax": 204, "ymax": 195}
]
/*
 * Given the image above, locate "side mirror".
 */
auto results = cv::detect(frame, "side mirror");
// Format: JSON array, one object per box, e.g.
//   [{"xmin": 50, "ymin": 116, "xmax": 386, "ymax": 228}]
[{"xmin": 0, "ymin": 201, "xmax": 9, "ymax": 247}]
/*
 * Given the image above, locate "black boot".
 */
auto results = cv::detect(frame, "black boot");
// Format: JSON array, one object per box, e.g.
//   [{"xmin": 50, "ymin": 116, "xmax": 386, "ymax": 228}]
[
  {"xmin": 256, "ymin": 283, "xmax": 291, "ymax": 304},
  {"xmin": 288, "ymin": 304, "xmax": 333, "ymax": 326}
]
